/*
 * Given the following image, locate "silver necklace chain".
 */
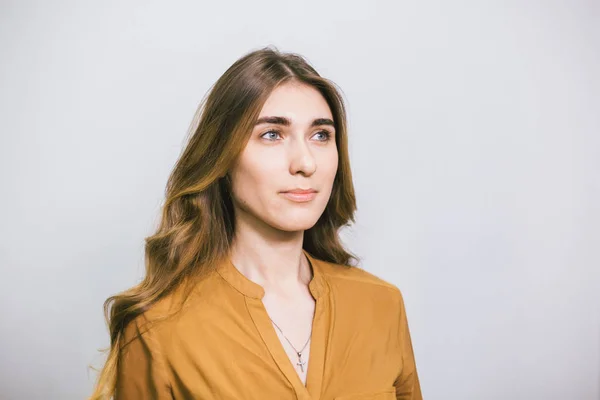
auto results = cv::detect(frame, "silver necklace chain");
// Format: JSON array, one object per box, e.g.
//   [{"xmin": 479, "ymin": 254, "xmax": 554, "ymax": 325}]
[{"xmin": 269, "ymin": 317, "xmax": 312, "ymax": 372}]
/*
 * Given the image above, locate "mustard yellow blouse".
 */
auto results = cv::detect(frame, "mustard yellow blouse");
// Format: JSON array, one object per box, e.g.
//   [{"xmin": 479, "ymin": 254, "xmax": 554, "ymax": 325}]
[{"xmin": 116, "ymin": 249, "xmax": 422, "ymax": 399}]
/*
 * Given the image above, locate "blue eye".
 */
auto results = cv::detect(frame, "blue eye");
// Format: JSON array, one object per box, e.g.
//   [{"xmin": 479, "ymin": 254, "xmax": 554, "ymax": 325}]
[
  {"xmin": 314, "ymin": 130, "xmax": 332, "ymax": 141},
  {"xmin": 261, "ymin": 130, "xmax": 281, "ymax": 141}
]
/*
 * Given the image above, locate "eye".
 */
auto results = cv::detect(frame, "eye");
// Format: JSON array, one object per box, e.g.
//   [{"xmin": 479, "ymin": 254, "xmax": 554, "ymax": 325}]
[
  {"xmin": 260, "ymin": 130, "xmax": 282, "ymax": 141},
  {"xmin": 313, "ymin": 130, "xmax": 333, "ymax": 142}
]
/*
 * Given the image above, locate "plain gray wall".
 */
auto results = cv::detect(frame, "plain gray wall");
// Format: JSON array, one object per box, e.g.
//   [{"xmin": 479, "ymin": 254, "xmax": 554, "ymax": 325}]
[{"xmin": 1, "ymin": 1, "xmax": 598, "ymax": 399}]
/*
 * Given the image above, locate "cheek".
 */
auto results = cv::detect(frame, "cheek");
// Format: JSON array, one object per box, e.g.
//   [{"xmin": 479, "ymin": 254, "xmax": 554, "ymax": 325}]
[
  {"xmin": 229, "ymin": 151, "xmax": 281, "ymax": 206},
  {"xmin": 321, "ymin": 150, "xmax": 339, "ymax": 187}
]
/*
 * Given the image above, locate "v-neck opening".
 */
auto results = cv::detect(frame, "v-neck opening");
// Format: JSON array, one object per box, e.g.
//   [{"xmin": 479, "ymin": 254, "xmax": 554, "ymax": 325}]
[
  {"xmin": 243, "ymin": 253, "xmax": 330, "ymax": 400},
  {"xmin": 246, "ymin": 292, "xmax": 328, "ymax": 399}
]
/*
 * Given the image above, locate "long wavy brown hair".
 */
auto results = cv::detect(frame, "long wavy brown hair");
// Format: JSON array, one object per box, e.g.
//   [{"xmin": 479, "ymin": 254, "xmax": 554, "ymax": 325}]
[{"xmin": 89, "ymin": 45, "xmax": 358, "ymax": 399}]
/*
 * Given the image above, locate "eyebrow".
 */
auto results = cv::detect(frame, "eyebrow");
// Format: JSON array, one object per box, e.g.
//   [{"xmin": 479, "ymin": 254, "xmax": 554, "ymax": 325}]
[{"xmin": 254, "ymin": 116, "xmax": 335, "ymax": 128}]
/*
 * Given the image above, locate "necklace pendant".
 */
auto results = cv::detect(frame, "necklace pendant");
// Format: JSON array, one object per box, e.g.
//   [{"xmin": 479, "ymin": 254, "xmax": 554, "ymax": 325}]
[{"xmin": 296, "ymin": 353, "xmax": 306, "ymax": 372}]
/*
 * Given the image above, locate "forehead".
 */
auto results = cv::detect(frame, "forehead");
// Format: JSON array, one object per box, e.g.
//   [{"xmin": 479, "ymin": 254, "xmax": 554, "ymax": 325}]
[{"xmin": 258, "ymin": 82, "xmax": 333, "ymax": 122}]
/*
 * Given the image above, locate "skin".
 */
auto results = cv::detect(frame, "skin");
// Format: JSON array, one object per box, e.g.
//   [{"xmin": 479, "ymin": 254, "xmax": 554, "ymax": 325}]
[{"xmin": 227, "ymin": 81, "xmax": 339, "ymax": 383}]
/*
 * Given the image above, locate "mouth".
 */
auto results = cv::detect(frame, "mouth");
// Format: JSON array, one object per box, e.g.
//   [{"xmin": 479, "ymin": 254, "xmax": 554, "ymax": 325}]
[{"xmin": 280, "ymin": 189, "xmax": 318, "ymax": 203}]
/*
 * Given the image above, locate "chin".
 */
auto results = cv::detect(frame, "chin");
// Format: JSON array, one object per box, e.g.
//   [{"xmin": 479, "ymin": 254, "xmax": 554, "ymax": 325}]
[{"xmin": 269, "ymin": 211, "xmax": 322, "ymax": 233}]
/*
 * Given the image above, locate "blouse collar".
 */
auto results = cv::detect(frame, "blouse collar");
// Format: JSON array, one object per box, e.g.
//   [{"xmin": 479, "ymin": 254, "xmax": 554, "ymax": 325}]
[{"xmin": 216, "ymin": 248, "xmax": 328, "ymax": 300}]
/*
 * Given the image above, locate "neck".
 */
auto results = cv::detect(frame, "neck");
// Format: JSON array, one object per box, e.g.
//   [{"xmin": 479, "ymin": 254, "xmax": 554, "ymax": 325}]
[{"xmin": 228, "ymin": 218, "xmax": 312, "ymax": 296}]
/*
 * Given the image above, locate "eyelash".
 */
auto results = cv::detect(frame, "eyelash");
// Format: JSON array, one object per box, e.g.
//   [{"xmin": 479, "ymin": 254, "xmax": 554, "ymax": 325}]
[{"xmin": 260, "ymin": 129, "xmax": 332, "ymax": 142}]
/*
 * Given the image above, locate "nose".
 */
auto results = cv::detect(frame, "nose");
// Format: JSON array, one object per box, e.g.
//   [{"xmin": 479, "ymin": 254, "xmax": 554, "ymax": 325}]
[{"xmin": 288, "ymin": 136, "xmax": 317, "ymax": 177}]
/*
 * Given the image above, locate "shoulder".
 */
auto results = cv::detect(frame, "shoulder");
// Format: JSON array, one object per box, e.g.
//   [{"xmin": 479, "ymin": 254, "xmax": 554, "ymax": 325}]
[
  {"xmin": 120, "ymin": 272, "xmax": 221, "ymax": 346},
  {"xmin": 120, "ymin": 292, "xmax": 179, "ymax": 349},
  {"xmin": 318, "ymin": 258, "xmax": 400, "ymax": 292},
  {"xmin": 317, "ymin": 258, "xmax": 404, "ymax": 306}
]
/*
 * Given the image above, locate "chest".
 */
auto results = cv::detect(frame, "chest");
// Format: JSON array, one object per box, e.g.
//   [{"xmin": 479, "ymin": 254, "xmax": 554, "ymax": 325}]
[
  {"xmin": 163, "ymin": 288, "xmax": 403, "ymax": 399},
  {"xmin": 262, "ymin": 290, "xmax": 317, "ymax": 385}
]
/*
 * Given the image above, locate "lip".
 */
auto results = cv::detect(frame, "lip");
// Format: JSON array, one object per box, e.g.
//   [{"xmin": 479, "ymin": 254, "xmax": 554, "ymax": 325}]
[
  {"xmin": 283, "ymin": 188, "xmax": 317, "ymax": 194},
  {"xmin": 281, "ymin": 188, "xmax": 317, "ymax": 202}
]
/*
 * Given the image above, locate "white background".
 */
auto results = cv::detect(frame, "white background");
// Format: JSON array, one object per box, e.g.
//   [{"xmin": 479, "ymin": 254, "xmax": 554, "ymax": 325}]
[{"xmin": 1, "ymin": 1, "xmax": 598, "ymax": 399}]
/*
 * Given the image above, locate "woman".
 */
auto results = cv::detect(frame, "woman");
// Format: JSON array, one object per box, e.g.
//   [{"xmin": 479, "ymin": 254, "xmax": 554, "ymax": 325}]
[{"xmin": 90, "ymin": 46, "xmax": 422, "ymax": 400}]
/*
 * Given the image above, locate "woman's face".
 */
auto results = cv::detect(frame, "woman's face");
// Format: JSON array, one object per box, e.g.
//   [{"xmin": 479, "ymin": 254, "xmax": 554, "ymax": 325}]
[{"xmin": 228, "ymin": 81, "xmax": 338, "ymax": 233}]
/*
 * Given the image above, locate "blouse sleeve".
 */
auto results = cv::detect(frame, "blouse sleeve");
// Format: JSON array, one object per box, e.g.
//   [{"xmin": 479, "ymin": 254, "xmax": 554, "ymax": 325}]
[
  {"xmin": 394, "ymin": 290, "xmax": 423, "ymax": 400},
  {"xmin": 115, "ymin": 314, "xmax": 173, "ymax": 399}
]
